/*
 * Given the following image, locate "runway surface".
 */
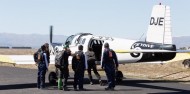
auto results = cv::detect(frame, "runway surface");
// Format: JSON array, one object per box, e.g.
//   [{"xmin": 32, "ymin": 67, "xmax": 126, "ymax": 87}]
[{"xmin": 1, "ymin": 66, "xmax": 190, "ymax": 94}]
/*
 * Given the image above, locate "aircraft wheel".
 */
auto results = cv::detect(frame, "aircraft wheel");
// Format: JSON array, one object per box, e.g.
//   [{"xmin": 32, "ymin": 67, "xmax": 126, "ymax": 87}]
[
  {"xmin": 48, "ymin": 71, "xmax": 57, "ymax": 85},
  {"xmin": 115, "ymin": 70, "xmax": 123, "ymax": 83}
]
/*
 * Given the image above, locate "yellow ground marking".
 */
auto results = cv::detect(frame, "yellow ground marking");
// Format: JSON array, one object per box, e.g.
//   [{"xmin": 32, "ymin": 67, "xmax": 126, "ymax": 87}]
[
  {"xmin": 0, "ymin": 55, "xmax": 15, "ymax": 65},
  {"xmin": 167, "ymin": 53, "xmax": 190, "ymax": 63}
]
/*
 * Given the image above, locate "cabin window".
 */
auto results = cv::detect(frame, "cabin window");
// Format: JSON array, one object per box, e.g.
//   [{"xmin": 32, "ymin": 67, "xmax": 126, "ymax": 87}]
[
  {"xmin": 82, "ymin": 39, "xmax": 86, "ymax": 44},
  {"xmin": 78, "ymin": 38, "xmax": 83, "ymax": 44}
]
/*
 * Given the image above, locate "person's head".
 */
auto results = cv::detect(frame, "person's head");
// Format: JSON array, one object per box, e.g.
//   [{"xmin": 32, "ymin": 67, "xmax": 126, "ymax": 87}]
[
  {"xmin": 104, "ymin": 42, "xmax": 109, "ymax": 48},
  {"xmin": 44, "ymin": 43, "xmax": 49, "ymax": 47},
  {"xmin": 63, "ymin": 45, "xmax": 69, "ymax": 50},
  {"xmin": 78, "ymin": 45, "xmax": 83, "ymax": 51},
  {"xmin": 43, "ymin": 43, "xmax": 49, "ymax": 51},
  {"xmin": 41, "ymin": 45, "xmax": 46, "ymax": 51},
  {"xmin": 88, "ymin": 47, "xmax": 93, "ymax": 51}
]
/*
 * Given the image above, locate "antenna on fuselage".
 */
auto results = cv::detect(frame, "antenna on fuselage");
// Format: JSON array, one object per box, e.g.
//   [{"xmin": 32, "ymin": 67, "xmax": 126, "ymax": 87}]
[{"xmin": 139, "ymin": 33, "xmax": 145, "ymax": 41}]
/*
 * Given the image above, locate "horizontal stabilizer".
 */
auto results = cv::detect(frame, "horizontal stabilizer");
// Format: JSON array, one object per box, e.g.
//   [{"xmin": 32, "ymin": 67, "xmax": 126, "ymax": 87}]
[
  {"xmin": 115, "ymin": 49, "xmax": 176, "ymax": 53},
  {"xmin": 176, "ymin": 50, "xmax": 190, "ymax": 53},
  {"xmin": 115, "ymin": 49, "xmax": 190, "ymax": 53}
]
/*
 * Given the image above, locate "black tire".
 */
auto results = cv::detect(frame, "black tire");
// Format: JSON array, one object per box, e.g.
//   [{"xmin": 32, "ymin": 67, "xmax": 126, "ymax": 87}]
[
  {"xmin": 48, "ymin": 71, "xmax": 57, "ymax": 85},
  {"xmin": 115, "ymin": 71, "xmax": 123, "ymax": 83}
]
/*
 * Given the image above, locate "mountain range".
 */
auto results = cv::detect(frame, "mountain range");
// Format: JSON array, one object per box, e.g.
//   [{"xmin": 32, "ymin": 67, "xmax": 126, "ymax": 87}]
[
  {"xmin": 0, "ymin": 33, "xmax": 67, "ymax": 48},
  {"xmin": 0, "ymin": 33, "xmax": 189, "ymax": 49}
]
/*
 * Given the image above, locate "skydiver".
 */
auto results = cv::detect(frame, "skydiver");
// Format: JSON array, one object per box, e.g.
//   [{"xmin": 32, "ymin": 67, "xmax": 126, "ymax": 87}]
[
  {"xmin": 37, "ymin": 45, "xmax": 49, "ymax": 89},
  {"xmin": 57, "ymin": 45, "xmax": 71, "ymax": 91},
  {"xmin": 101, "ymin": 43, "xmax": 118, "ymax": 90},
  {"xmin": 72, "ymin": 45, "xmax": 86, "ymax": 91},
  {"xmin": 86, "ymin": 47, "xmax": 102, "ymax": 85}
]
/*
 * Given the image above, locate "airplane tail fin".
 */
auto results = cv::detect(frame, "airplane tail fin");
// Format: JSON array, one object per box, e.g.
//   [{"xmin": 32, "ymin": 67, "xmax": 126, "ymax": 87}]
[{"xmin": 146, "ymin": 4, "xmax": 172, "ymax": 44}]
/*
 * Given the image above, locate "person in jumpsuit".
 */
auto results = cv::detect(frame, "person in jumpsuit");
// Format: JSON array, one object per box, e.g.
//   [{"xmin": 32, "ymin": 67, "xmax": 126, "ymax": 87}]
[
  {"xmin": 37, "ymin": 45, "xmax": 49, "ymax": 89},
  {"xmin": 57, "ymin": 45, "xmax": 71, "ymax": 91},
  {"xmin": 86, "ymin": 47, "xmax": 102, "ymax": 85},
  {"xmin": 101, "ymin": 43, "xmax": 118, "ymax": 90},
  {"xmin": 72, "ymin": 45, "xmax": 86, "ymax": 91}
]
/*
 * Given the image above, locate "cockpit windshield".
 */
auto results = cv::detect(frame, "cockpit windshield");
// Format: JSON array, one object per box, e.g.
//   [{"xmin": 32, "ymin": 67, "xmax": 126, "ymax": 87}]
[
  {"xmin": 65, "ymin": 33, "xmax": 92, "ymax": 45},
  {"xmin": 65, "ymin": 35, "xmax": 75, "ymax": 45}
]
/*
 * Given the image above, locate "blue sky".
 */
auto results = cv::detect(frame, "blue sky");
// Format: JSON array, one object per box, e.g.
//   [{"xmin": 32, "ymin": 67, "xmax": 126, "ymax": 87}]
[{"xmin": 0, "ymin": 0, "xmax": 189, "ymax": 39}]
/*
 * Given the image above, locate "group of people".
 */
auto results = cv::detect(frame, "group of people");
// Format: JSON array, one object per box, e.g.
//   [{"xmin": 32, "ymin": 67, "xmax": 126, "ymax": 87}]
[{"xmin": 35, "ymin": 42, "xmax": 119, "ymax": 91}]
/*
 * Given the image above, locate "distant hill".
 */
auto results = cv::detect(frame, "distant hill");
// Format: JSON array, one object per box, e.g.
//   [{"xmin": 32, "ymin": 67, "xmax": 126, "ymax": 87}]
[
  {"xmin": 173, "ymin": 36, "xmax": 190, "ymax": 49},
  {"xmin": 0, "ymin": 33, "xmax": 189, "ymax": 49},
  {"xmin": 0, "ymin": 33, "xmax": 67, "ymax": 48}
]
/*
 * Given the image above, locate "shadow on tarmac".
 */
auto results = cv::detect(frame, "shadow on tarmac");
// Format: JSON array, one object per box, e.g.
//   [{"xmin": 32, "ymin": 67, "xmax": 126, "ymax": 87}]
[
  {"xmin": 148, "ymin": 91, "xmax": 190, "ymax": 94},
  {"xmin": 118, "ymin": 79, "xmax": 190, "ymax": 94},
  {"xmin": 0, "ymin": 83, "xmax": 38, "ymax": 90},
  {"xmin": 1, "ymin": 78, "xmax": 190, "ymax": 93}
]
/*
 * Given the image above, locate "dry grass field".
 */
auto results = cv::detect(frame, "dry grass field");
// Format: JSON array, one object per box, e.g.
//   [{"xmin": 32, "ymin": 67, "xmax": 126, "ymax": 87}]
[
  {"xmin": 1, "ymin": 49, "xmax": 190, "ymax": 81},
  {"xmin": 0, "ymin": 49, "xmax": 37, "ymax": 55}
]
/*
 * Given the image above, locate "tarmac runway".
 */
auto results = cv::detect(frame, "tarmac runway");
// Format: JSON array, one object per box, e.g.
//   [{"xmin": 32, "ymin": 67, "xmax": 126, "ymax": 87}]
[{"xmin": 1, "ymin": 66, "xmax": 190, "ymax": 94}]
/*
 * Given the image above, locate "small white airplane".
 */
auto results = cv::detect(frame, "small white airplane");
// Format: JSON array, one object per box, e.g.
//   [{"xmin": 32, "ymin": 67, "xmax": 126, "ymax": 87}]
[
  {"xmin": 48, "ymin": 3, "xmax": 186, "ymax": 83},
  {"xmin": 50, "ymin": 3, "xmax": 179, "ymax": 65}
]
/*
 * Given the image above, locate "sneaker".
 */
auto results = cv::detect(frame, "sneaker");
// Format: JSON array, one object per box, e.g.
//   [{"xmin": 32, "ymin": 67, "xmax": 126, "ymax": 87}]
[
  {"xmin": 99, "ymin": 80, "xmax": 103, "ymax": 86},
  {"xmin": 40, "ymin": 87, "xmax": 46, "ymax": 90},
  {"xmin": 105, "ymin": 87, "xmax": 114, "ymax": 91},
  {"xmin": 110, "ymin": 87, "xmax": 114, "ymax": 91},
  {"xmin": 105, "ymin": 87, "xmax": 110, "ymax": 90},
  {"xmin": 58, "ymin": 88, "xmax": 63, "ymax": 90},
  {"xmin": 79, "ymin": 88, "xmax": 86, "ymax": 91},
  {"xmin": 90, "ymin": 82, "xmax": 93, "ymax": 85},
  {"xmin": 64, "ymin": 87, "xmax": 69, "ymax": 91}
]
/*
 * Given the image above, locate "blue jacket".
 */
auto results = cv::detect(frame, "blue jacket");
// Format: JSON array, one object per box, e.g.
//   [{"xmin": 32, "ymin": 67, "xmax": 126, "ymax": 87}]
[{"xmin": 101, "ymin": 48, "xmax": 118, "ymax": 69}]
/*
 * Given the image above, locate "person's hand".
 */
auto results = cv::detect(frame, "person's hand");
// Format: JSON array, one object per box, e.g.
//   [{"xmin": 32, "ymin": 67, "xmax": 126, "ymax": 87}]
[
  {"xmin": 101, "ymin": 67, "xmax": 104, "ymax": 70},
  {"xmin": 35, "ymin": 62, "xmax": 38, "ymax": 66}
]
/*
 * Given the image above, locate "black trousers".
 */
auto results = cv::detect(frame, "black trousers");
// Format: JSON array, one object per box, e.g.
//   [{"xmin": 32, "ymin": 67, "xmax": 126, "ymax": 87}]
[
  {"xmin": 57, "ymin": 67, "xmax": 69, "ymax": 87},
  {"xmin": 87, "ymin": 61, "xmax": 101, "ymax": 82},
  {"xmin": 73, "ymin": 70, "xmax": 85, "ymax": 89},
  {"xmin": 37, "ymin": 63, "xmax": 46, "ymax": 88},
  {"xmin": 104, "ymin": 65, "xmax": 116, "ymax": 88}
]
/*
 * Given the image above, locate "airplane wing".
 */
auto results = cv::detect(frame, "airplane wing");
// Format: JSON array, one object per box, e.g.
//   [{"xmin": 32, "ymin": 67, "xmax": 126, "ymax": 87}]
[{"xmin": 0, "ymin": 55, "xmax": 55, "ymax": 65}]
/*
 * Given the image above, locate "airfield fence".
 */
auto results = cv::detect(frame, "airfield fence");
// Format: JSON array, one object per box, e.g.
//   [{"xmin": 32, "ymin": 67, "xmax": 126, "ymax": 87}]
[
  {"xmin": 0, "ymin": 46, "xmax": 10, "ymax": 49},
  {"xmin": 11, "ymin": 47, "xmax": 32, "ymax": 49},
  {"xmin": 0, "ymin": 46, "xmax": 32, "ymax": 49}
]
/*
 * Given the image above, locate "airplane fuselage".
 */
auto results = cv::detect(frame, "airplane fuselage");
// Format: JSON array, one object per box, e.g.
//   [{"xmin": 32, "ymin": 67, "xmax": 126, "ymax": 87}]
[{"xmin": 52, "ymin": 33, "xmax": 176, "ymax": 65}]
